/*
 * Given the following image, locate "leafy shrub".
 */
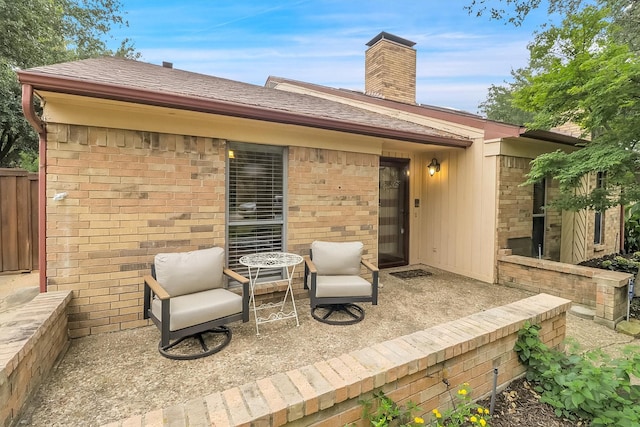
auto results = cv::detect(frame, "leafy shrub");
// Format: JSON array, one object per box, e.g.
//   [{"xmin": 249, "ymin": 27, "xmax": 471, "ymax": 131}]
[
  {"xmin": 602, "ymin": 255, "xmax": 640, "ymax": 274},
  {"xmin": 625, "ymin": 203, "xmax": 640, "ymax": 253},
  {"xmin": 514, "ymin": 321, "xmax": 640, "ymax": 426}
]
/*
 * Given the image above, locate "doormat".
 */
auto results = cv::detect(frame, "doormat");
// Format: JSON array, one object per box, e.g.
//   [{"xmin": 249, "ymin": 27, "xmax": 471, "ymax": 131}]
[{"xmin": 389, "ymin": 269, "xmax": 433, "ymax": 279}]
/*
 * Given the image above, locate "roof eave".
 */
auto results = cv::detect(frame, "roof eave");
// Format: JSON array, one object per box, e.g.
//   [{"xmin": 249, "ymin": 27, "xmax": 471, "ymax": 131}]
[
  {"xmin": 18, "ymin": 70, "xmax": 471, "ymax": 149},
  {"xmin": 519, "ymin": 129, "xmax": 587, "ymax": 146}
]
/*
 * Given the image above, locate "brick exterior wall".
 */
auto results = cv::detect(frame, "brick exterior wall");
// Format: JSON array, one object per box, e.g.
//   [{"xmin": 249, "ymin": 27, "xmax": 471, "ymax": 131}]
[
  {"xmin": 496, "ymin": 156, "xmax": 533, "ymax": 254},
  {"xmin": 287, "ymin": 147, "xmax": 378, "ymax": 260},
  {"xmin": 107, "ymin": 293, "xmax": 571, "ymax": 426},
  {"xmin": 496, "ymin": 156, "xmax": 562, "ymax": 262},
  {"xmin": 545, "ymin": 179, "xmax": 562, "ymax": 260},
  {"xmin": 45, "ymin": 125, "xmax": 379, "ymax": 337},
  {"xmin": 0, "ymin": 291, "xmax": 72, "ymax": 427},
  {"xmin": 584, "ymin": 174, "xmax": 622, "ymax": 258},
  {"xmin": 496, "ymin": 155, "xmax": 621, "ymax": 264},
  {"xmin": 365, "ymin": 38, "xmax": 416, "ymax": 104}
]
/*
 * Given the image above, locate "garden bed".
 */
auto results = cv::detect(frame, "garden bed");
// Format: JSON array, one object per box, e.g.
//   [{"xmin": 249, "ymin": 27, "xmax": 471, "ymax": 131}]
[{"xmin": 478, "ymin": 378, "xmax": 577, "ymax": 427}]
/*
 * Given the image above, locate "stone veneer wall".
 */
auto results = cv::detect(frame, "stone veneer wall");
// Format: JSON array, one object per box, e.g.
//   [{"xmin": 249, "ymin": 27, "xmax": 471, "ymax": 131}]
[
  {"xmin": 0, "ymin": 291, "xmax": 72, "ymax": 427},
  {"xmin": 498, "ymin": 250, "xmax": 630, "ymax": 328},
  {"xmin": 45, "ymin": 124, "xmax": 379, "ymax": 337},
  {"xmin": 106, "ymin": 293, "xmax": 571, "ymax": 427}
]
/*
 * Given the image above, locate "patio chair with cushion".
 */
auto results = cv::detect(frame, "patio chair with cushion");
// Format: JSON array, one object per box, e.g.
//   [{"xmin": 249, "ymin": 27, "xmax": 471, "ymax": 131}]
[
  {"xmin": 143, "ymin": 246, "xmax": 249, "ymax": 360},
  {"xmin": 304, "ymin": 240, "xmax": 379, "ymax": 325}
]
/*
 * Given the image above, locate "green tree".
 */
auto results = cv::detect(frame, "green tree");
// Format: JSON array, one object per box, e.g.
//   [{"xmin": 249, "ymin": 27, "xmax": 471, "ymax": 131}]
[
  {"xmin": 479, "ymin": 79, "xmax": 535, "ymax": 125},
  {"xmin": 0, "ymin": 63, "xmax": 38, "ymax": 169},
  {"xmin": 465, "ymin": 0, "xmax": 587, "ymax": 25},
  {"xmin": 0, "ymin": 0, "xmax": 136, "ymax": 167},
  {"xmin": 512, "ymin": 5, "xmax": 640, "ymax": 211}
]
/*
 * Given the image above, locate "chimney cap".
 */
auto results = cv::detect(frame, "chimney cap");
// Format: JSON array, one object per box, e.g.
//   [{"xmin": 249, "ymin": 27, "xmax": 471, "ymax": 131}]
[{"xmin": 366, "ymin": 32, "xmax": 416, "ymax": 48}]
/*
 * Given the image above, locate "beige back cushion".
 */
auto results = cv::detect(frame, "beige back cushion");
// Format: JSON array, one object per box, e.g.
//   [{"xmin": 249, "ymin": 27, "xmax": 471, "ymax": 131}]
[
  {"xmin": 311, "ymin": 241, "xmax": 363, "ymax": 276},
  {"xmin": 154, "ymin": 247, "xmax": 225, "ymax": 297}
]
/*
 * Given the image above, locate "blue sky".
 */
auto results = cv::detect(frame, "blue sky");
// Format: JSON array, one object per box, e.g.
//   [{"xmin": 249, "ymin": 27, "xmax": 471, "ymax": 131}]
[{"xmin": 107, "ymin": 1, "xmax": 554, "ymax": 114}]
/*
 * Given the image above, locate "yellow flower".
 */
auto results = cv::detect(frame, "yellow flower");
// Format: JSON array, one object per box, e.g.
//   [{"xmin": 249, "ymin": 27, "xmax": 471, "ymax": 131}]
[
  {"xmin": 432, "ymin": 408, "xmax": 442, "ymax": 419},
  {"xmin": 484, "ymin": 408, "xmax": 490, "ymax": 414},
  {"xmin": 414, "ymin": 417, "xmax": 424, "ymax": 424},
  {"xmin": 479, "ymin": 419, "xmax": 487, "ymax": 427},
  {"xmin": 457, "ymin": 388, "xmax": 468, "ymax": 396},
  {"xmin": 477, "ymin": 407, "xmax": 484, "ymax": 414},
  {"xmin": 470, "ymin": 416, "xmax": 478, "ymax": 423}
]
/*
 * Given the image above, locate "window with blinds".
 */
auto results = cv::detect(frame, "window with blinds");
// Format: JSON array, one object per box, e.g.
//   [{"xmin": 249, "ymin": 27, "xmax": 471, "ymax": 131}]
[{"xmin": 227, "ymin": 142, "xmax": 285, "ymax": 280}]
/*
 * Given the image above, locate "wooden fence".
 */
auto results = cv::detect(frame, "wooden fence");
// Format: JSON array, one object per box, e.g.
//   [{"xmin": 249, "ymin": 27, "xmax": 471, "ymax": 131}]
[{"xmin": 0, "ymin": 168, "xmax": 38, "ymax": 273}]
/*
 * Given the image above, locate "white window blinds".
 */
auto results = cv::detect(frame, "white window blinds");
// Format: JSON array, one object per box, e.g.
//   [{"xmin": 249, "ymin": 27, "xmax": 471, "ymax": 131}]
[{"xmin": 227, "ymin": 142, "xmax": 285, "ymax": 278}]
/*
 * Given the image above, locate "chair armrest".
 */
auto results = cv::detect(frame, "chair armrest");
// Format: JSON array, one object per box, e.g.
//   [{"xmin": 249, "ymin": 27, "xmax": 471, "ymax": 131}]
[
  {"xmin": 361, "ymin": 259, "xmax": 380, "ymax": 305},
  {"xmin": 304, "ymin": 256, "xmax": 317, "ymax": 274},
  {"xmin": 224, "ymin": 268, "xmax": 249, "ymax": 285},
  {"xmin": 224, "ymin": 268, "xmax": 250, "ymax": 323},
  {"xmin": 361, "ymin": 259, "xmax": 379, "ymax": 272},
  {"xmin": 144, "ymin": 275, "xmax": 170, "ymax": 300}
]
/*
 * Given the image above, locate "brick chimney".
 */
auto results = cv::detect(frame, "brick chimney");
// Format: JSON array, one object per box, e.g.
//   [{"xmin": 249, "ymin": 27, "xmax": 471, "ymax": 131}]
[{"xmin": 365, "ymin": 32, "xmax": 417, "ymax": 104}]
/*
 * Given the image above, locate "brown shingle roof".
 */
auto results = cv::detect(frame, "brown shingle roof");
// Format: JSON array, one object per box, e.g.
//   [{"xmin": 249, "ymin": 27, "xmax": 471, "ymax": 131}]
[{"xmin": 18, "ymin": 57, "xmax": 471, "ymax": 147}]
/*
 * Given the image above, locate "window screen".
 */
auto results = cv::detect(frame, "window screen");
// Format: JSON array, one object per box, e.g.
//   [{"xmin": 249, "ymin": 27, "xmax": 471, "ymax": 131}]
[{"xmin": 227, "ymin": 142, "xmax": 285, "ymax": 279}]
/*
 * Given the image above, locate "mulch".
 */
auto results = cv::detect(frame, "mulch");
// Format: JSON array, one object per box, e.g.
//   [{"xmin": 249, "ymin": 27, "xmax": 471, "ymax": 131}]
[{"xmin": 478, "ymin": 377, "xmax": 587, "ymax": 426}]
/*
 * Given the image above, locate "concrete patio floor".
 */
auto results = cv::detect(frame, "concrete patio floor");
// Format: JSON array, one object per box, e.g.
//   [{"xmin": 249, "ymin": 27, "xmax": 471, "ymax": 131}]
[{"xmin": 2, "ymin": 266, "xmax": 637, "ymax": 426}]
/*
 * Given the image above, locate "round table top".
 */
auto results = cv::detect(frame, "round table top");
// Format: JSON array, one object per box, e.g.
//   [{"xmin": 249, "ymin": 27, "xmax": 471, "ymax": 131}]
[{"xmin": 239, "ymin": 252, "xmax": 303, "ymax": 268}]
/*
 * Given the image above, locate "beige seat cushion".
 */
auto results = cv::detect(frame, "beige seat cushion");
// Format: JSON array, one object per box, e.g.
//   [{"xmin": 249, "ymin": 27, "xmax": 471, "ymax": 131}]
[
  {"xmin": 311, "ymin": 241, "xmax": 363, "ymax": 276},
  {"xmin": 315, "ymin": 275, "xmax": 372, "ymax": 298},
  {"xmin": 151, "ymin": 288, "xmax": 242, "ymax": 332},
  {"xmin": 154, "ymin": 247, "xmax": 225, "ymax": 297}
]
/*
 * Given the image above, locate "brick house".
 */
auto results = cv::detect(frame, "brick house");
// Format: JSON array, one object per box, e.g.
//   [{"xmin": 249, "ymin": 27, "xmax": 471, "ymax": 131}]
[{"xmin": 18, "ymin": 32, "xmax": 621, "ymax": 337}]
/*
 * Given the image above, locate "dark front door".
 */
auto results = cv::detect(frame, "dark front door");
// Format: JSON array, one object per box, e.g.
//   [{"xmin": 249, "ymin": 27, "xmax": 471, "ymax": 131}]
[{"xmin": 378, "ymin": 158, "xmax": 410, "ymax": 268}]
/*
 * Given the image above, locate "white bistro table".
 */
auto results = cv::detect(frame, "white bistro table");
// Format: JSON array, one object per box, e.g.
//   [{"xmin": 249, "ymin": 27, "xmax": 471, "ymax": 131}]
[{"xmin": 239, "ymin": 252, "xmax": 303, "ymax": 335}]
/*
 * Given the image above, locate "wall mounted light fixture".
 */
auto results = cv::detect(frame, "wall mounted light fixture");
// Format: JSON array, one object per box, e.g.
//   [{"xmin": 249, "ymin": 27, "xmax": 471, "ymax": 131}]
[{"xmin": 427, "ymin": 158, "xmax": 440, "ymax": 176}]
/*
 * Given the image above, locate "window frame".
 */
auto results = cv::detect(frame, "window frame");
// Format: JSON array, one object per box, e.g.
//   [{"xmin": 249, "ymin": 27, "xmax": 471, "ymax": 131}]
[
  {"xmin": 225, "ymin": 142, "xmax": 287, "ymax": 282},
  {"xmin": 532, "ymin": 178, "xmax": 546, "ymax": 258}
]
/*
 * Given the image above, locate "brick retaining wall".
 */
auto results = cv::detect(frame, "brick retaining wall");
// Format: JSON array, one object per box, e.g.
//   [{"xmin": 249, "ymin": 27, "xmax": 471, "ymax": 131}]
[
  {"xmin": 0, "ymin": 291, "xmax": 72, "ymax": 427},
  {"xmin": 106, "ymin": 293, "xmax": 571, "ymax": 426},
  {"xmin": 497, "ymin": 250, "xmax": 630, "ymax": 328}
]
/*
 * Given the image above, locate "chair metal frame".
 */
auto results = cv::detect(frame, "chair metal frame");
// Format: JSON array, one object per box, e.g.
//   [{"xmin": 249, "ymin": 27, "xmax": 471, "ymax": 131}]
[
  {"xmin": 304, "ymin": 248, "xmax": 379, "ymax": 325},
  {"xmin": 143, "ymin": 264, "xmax": 249, "ymax": 360}
]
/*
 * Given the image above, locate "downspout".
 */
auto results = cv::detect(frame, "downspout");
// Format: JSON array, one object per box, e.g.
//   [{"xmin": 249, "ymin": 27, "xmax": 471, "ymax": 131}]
[{"xmin": 21, "ymin": 84, "xmax": 47, "ymax": 293}]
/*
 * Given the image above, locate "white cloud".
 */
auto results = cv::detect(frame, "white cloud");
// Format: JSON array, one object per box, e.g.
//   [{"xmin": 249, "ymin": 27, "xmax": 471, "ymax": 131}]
[{"xmin": 111, "ymin": 0, "xmax": 544, "ymax": 111}]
